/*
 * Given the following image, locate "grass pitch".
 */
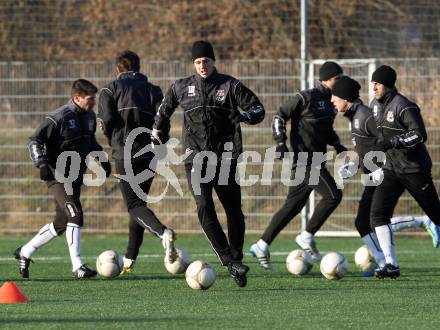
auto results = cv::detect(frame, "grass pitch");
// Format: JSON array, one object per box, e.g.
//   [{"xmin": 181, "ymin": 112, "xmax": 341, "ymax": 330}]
[{"xmin": 0, "ymin": 234, "xmax": 439, "ymax": 329}]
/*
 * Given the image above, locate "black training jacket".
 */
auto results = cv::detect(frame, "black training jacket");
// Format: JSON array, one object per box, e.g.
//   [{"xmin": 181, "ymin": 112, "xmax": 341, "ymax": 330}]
[
  {"xmin": 272, "ymin": 81, "xmax": 342, "ymax": 162},
  {"xmin": 371, "ymin": 89, "xmax": 432, "ymax": 174},
  {"xmin": 28, "ymin": 99, "xmax": 103, "ymax": 171},
  {"xmin": 343, "ymin": 99, "xmax": 378, "ymax": 173},
  {"xmin": 153, "ymin": 69, "xmax": 265, "ymax": 163},
  {"xmin": 98, "ymin": 71, "xmax": 163, "ymax": 160}
]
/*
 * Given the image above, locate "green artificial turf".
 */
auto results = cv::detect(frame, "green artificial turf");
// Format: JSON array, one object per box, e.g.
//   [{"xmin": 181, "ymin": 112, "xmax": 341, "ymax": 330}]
[{"xmin": 0, "ymin": 234, "xmax": 439, "ymax": 329}]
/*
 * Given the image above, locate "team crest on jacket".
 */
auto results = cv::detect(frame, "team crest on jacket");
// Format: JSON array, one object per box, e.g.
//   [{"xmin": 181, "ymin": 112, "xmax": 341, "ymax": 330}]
[
  {"xmin": 188, "ymin": 86, "xmax": 196, "ymax": 97},
  {"xmin": 215, "ymin": 90, "xmax": 226, "ymax": 102},
  {"xmin": 386, "ymin": 111, "xmax": 394, "ymax": 122},
  {"xmin": 88, "ymin": 120, "xmax": 94, "ymax": 131}
]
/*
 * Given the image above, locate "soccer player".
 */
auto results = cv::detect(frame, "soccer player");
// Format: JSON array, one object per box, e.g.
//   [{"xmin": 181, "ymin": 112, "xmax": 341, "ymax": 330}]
[
  {"xmin": 15, "ymin": 79, "xmax": 110, "ymax": 279},
  {"xmin": 250, "ymin": 62, "xmax": 346, "ymax": 269},
  {"xmin": 331, "ymin": 76, "xmax": 439, "ymax": 274},
  {"xmin": 98, "ymin": 50, "xmax": 178, "ymax": 274},
  {"xmin": 152, "ymin": 40, "xmax": 265, "ymax": 287},
  {"xmin": 368, "ymin": 65, "xmax": 440, "ymax": 278}
]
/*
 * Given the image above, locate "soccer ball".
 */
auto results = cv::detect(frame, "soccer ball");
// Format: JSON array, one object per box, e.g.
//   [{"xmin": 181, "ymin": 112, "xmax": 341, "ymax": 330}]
[
  {"xmin": 185, "ymin": 260, "xmax": 216, "ymax": 290},
  {"xmin": 354, "ymin": 245, "xmax": 376, "ymax": 271},
  {"xmin": 96, "ymin": 250, "xmax": 123, "ymax": 279},
  {"xmin": 320, "ymin": 252, "xmax": 348, "ymax": 280},
  {"xmin": 164, "ymin": 249, "xmax": 190, "ymax": 274},
  {"xmin": 286, "ymin": 249, "xmax": 313, "ymax": 275}
]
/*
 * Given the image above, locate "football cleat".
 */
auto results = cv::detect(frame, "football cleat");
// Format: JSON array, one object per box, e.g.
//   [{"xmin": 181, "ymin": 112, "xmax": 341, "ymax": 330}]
[
  {"xmin": 162, "ymin": 228, "xmax": 178, "ymax": 264},
  {"xmin": 374, "ymin": 263, "xmax": 400, "ymax": 279},
  {"xmin": 295, "ymin": 235, "xmax": 322, "ymax": 262},
  {"xmin": 72, "ymin": 264, "xmax": 97, "ymax": 279},
  {"xmin": 423, "ymin": 218, "xmax": 439, "ymax": 248},
  {"xmin": 14, "ymin": 247, "xmax": 33, "ymax": 279},
  {"xmin": 228, "ymin": 262, "xmax": 250, "ymax": 288},
  {"xmin": 121, "ymin": 257, "xmax": 136, "ymax": 274},
  {"xmin": 249, "ymin": 243, "xmax": 272, "ymax": 269}
]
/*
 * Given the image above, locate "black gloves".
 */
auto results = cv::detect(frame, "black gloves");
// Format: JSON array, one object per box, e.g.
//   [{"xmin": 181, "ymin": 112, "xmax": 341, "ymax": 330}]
[
  {"xmin": 39, "ymin": 164, "xmax": 54, "ymax": 181},
  {"xmin": 275, "ymin": 143, "xmax": 289, "ymax": 160},
  {"xmin": 334, "ymin": 144, "xmax": 347, "ymax": 154},
  {"xmin": 101, "ymin": 161, "xmax": 112, "ymax": 177}
]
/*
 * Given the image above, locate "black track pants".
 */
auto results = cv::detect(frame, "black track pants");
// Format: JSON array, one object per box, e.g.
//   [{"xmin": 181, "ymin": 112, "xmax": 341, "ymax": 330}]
[
  {"xmin": 185, "ymin": 161, "xmax": 245, "ymax": 266},
  {"xmin": 262, "ymin": 166, "xmax": 342, "ymax": 244}
]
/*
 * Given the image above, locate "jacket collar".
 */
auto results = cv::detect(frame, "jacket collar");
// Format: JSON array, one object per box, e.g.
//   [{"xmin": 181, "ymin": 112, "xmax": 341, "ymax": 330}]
[
  {"xmin": 378, "ymin": 87, "xmax": 397, "ymax": 106},
  {"xmin": 69, "ymin": 99, "xmax": 84, "ymax": 113},
  {"xmin": 343, "ymin": 99, "xmax": 363, "ymax": 120},
  {"xmin": 117, "ymin": 71, "xmax": 148, "ymax": 82},
  {"xmin": 316, "ymin": 81, "xmax": 331, "ymax": 98}
]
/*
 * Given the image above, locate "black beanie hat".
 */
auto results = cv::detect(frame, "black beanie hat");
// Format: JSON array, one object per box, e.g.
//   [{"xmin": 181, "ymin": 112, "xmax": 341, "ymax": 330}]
[
  {"xmin": 191, "ymin": 40, "xmax": 215, "ymax": 61},
  {"xmin": 319, "ymin": 61, "xmax": 343, "ymax": 81},
  {"xmin": 332, "ymin": 76, "xmax": 361, "ymax": 102},
  {"xmin": 371, "ymin": 65, "xmax": 396, "ymax": 88}
]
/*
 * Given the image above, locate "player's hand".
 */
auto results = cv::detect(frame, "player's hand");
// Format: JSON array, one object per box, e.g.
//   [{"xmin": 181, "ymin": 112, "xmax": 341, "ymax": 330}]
[
  {"xmin": 369, "ymin": 168, "xmax": 384, "ymax": 184},
  {"xmin": 39, "ymin": 164, "xmax": 54, "ymax": 181},
  {"xmin": 275, "ymin": 143, "xmax": 289, "ymax": 160},
  {"xmin": 334, "ymin": 144, "xmax": 347, "ymax": 154},
  {"xmin": 101, "ymin": 161, "xmax": 112, "ymax": 177},
  {"xmin": 337, "ymin": 161, "xmax": 357, "ymax": 179}
]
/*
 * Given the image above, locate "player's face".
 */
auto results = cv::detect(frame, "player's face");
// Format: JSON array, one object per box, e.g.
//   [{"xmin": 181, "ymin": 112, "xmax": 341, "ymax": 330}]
[
  {"xmin": 331, "ymin": 94, "xmax": 348, "ymax": 112},
  {"xmin": 372, "ymin": 82, "xmax": 388, "ymax": 100},
  {"xmin": 194, "ymin": 57, "xmax": 215, "ymax": 78},
  {"xmin": 73, "ymin": 94, "xmax": 96, "ymax": 111}
]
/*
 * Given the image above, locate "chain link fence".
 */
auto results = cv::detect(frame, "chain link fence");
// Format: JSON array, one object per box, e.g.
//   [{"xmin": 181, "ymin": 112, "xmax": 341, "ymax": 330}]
[{"xmin": 1, "ymin": 58, "xmax": 439, "ymax": 234}]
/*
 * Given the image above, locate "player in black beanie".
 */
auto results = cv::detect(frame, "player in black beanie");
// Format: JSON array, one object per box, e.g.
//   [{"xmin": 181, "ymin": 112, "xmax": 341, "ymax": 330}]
[
  {"xmin": 249, "ymin": 61, "xmax": 346, "ymax": 268},
  {"xmin": 153, "ymin": 40, "xmax": 266, "ymax": 287},
  {"xmin": 371, "ymin": 65, "xmax": 396, "ymax": 88},
  {"xmin": 368, "ymin": 63, "xmax": 440, "ymax": 279}
]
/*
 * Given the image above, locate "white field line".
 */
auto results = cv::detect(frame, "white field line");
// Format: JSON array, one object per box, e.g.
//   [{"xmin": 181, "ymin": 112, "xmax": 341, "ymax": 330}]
[{"xmin": 0, "ymin": 250, "xmax": 426, "ymax": 263}]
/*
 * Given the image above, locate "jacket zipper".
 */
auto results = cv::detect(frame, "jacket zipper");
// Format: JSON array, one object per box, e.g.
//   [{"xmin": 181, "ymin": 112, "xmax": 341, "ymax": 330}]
[{"xmin": 201, "ymin": 78, "xmax": 210, "ymax": 150}]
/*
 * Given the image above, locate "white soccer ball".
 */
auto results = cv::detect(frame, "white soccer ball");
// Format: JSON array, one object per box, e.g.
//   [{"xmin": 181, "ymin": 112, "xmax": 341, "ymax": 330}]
[
  {"xmin": 164, "ymin": 249, "xmax": 190, "ymax": 274},
  {"xmin": 96, "ymin": 250, "xmax": 123, "ymax": 279},
  {"xmin": 185, "ymin": 260, "xmax": 216, "ymax": 290},
  {"xmin": 286, "ymin": 249, "xmax": 313, "ymax": 275},
  {"xmin": 354, "ymin": 245, "xmax": 376, "ymax": 271},
  {"xmin": 320, "ymin": 252, "xmax": 348, "ymax": 280}
]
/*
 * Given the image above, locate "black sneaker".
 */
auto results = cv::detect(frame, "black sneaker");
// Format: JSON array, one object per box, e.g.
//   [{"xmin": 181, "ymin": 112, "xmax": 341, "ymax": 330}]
[
  {"xmin": 374, "ymin": 263, "xmax": 400, "ymax": 279},
  {"xmin": 72, "ymin": 264, "xmax": 97, "ymax": 279},
  {"xmin": 14, "ymin": 247, "xmax": 33, "ymax": 279},
  {"xmin": 228, "ymin": 262, "xmax": 250, "ymax": 287}
]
